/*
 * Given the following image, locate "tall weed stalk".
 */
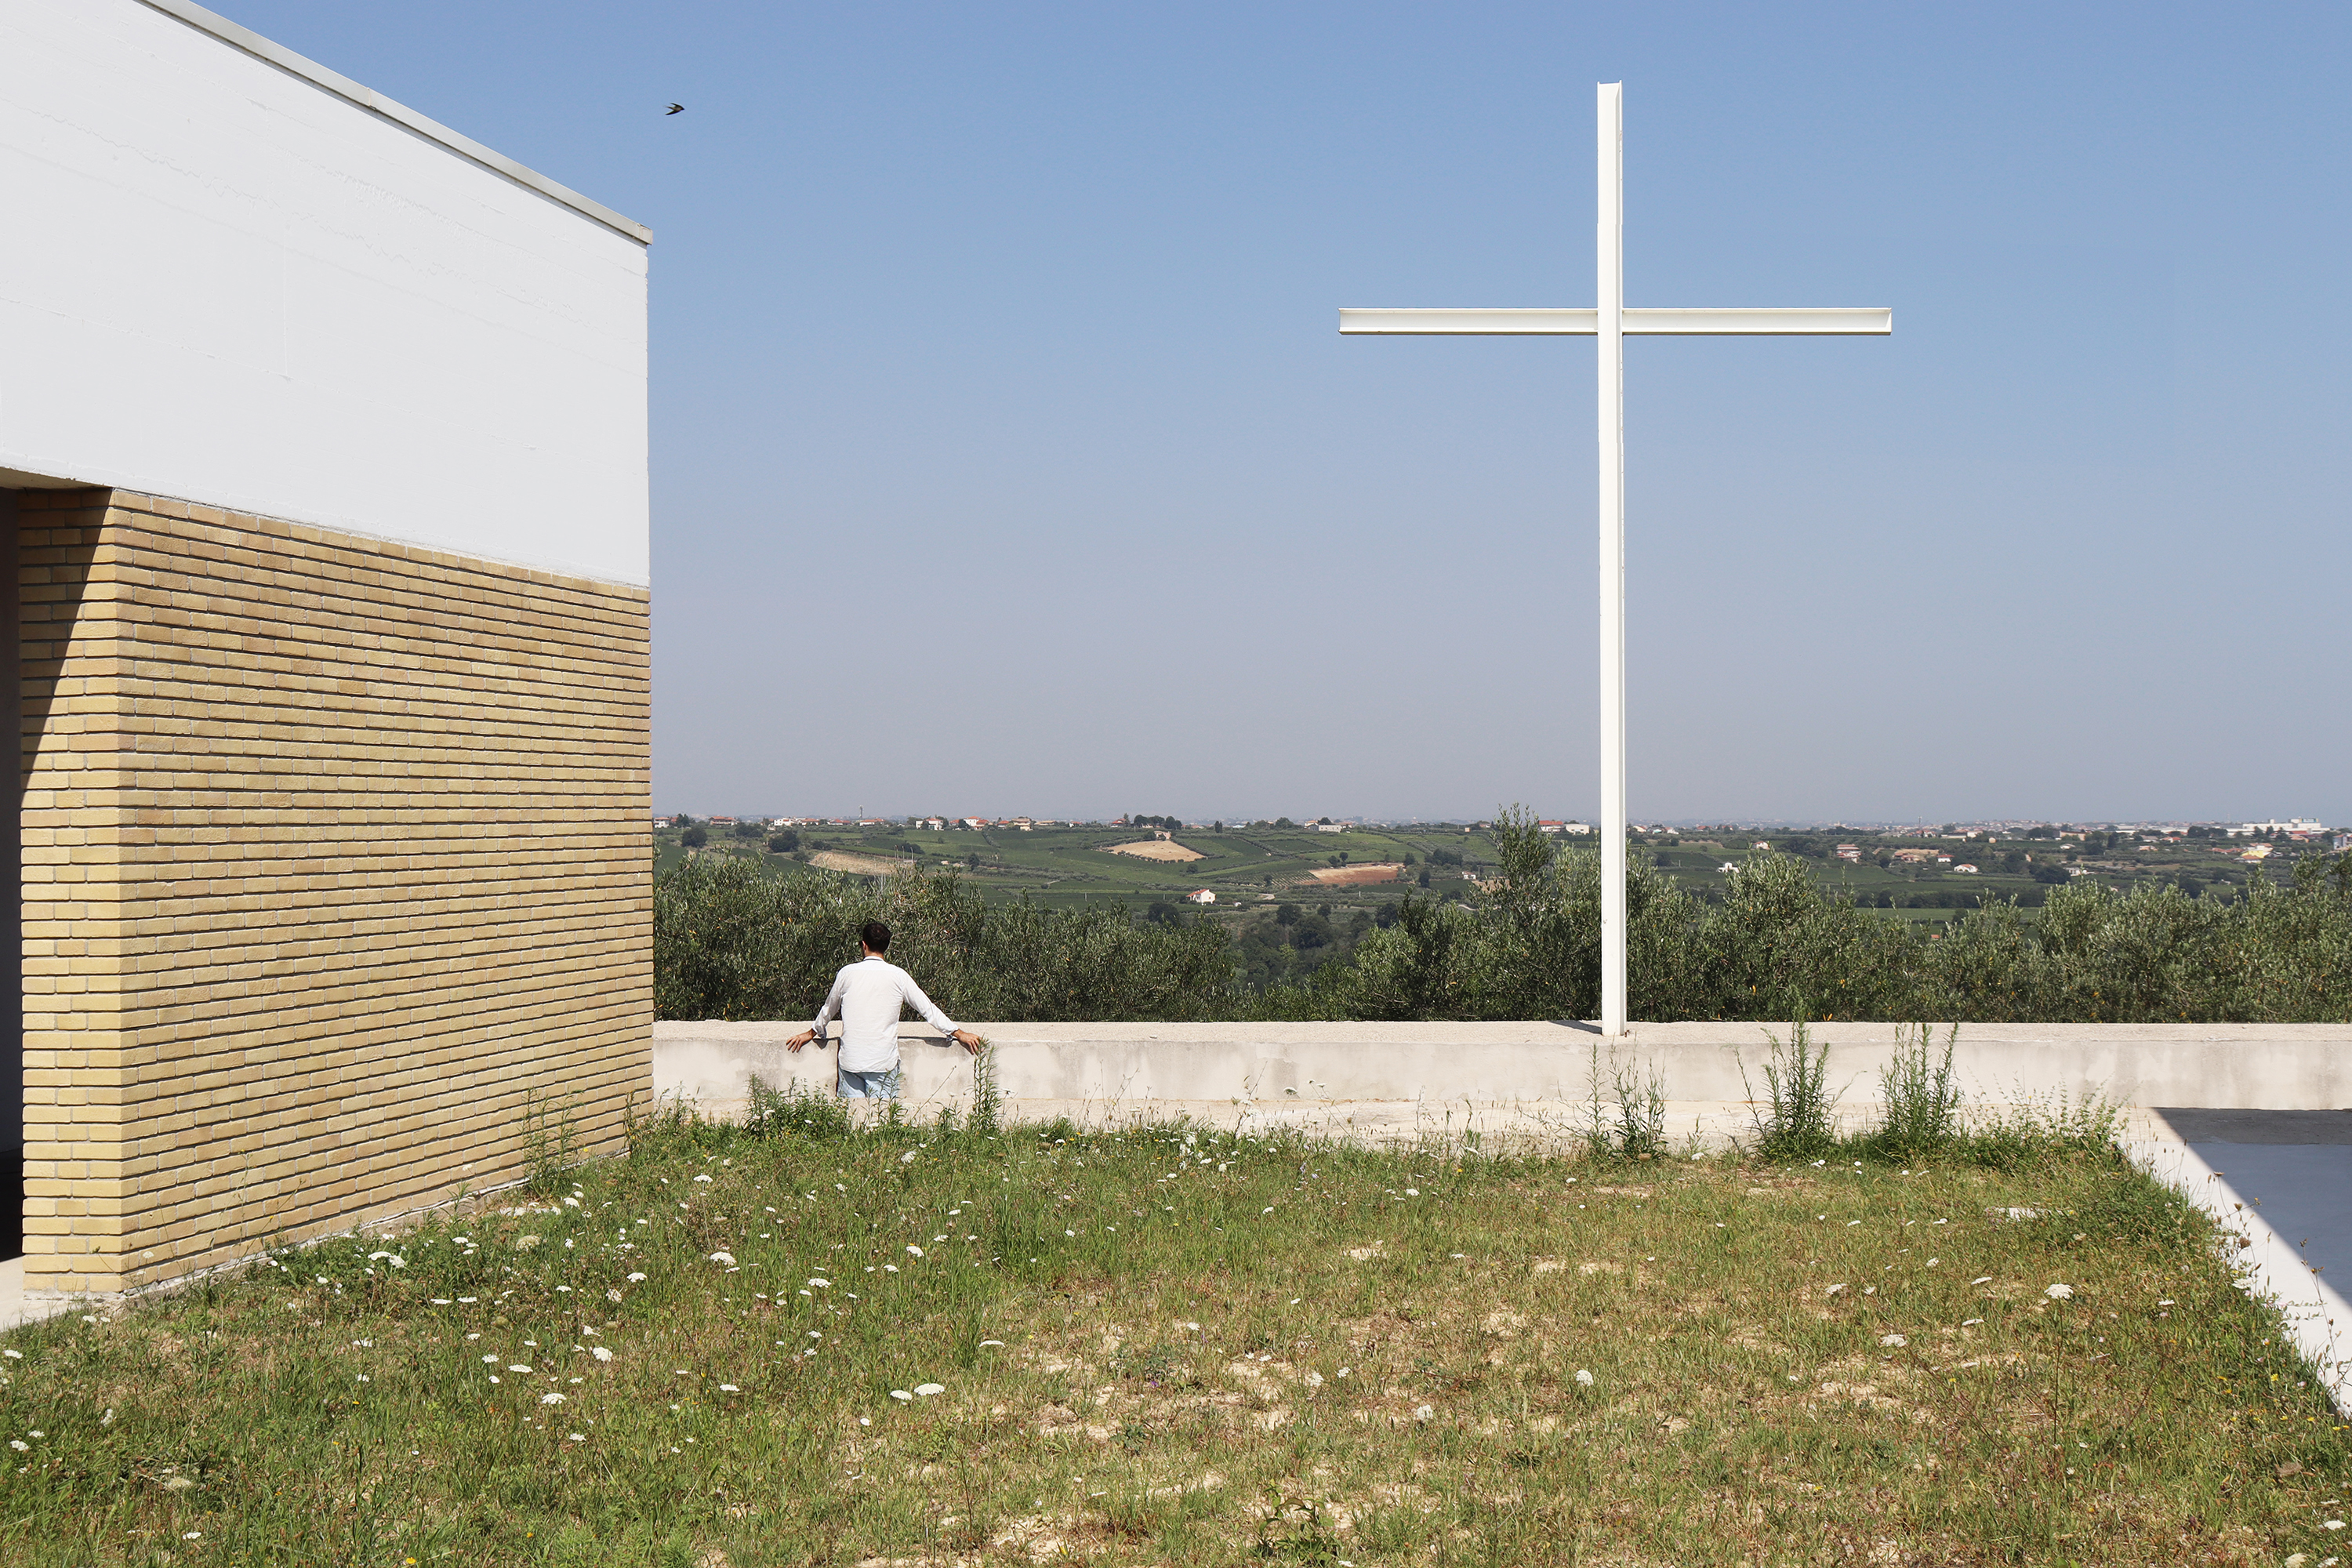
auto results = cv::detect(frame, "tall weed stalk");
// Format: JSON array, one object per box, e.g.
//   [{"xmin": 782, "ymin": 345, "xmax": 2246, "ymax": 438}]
[{"xmin": 1742, "ymin": 1022, "xmax": 1842, "ymax": 1160}]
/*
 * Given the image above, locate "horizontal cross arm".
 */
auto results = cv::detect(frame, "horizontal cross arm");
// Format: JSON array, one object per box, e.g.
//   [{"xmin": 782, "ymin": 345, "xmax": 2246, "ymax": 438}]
[{"xmin": 1338, "ymin": 307, "xmax": 1890, "ymax": 336}]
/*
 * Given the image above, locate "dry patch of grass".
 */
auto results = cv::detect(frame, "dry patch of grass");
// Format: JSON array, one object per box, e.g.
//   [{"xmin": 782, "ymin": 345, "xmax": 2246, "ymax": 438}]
[
  {"xmin": 1100, "ymin": 840, "xmax": 1203, "ymax": 863},
  {"xmin": 1304, "ymin": 864, "xmax": 1403, "ymax": 885},
  {"xmin": 0, "ymin": 1116, "xmax": 2345, "ymax": 1566},
  {"xmin": 810, "ymin": 851, "xmax": 915, "ymax": 877}
]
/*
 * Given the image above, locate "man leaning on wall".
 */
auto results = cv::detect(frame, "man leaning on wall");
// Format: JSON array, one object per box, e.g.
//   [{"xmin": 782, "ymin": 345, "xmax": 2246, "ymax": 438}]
[{"xmin": 786, "ymin": 922, "xmax": 982, "ymax": 1098}]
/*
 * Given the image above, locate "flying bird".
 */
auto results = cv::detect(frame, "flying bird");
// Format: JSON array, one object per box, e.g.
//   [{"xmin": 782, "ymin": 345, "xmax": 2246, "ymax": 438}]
[{"xmin": 665, "ymin": 103, "xmax": 684, "ymax": 115}]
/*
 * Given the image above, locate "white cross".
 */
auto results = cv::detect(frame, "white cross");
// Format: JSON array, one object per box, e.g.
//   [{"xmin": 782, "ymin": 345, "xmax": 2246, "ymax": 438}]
[{"xmin": 1340, "ymin": 83, "xmax": 1889, "ymax": 1038}]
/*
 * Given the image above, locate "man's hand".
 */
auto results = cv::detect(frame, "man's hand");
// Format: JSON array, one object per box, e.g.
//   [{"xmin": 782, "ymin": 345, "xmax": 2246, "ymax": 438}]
[
  {"xmin": 949, "ymin": 1029, "xmax": 983, "ymax": 1055},
  {"xmin": 786, "ymin": 1028, "xmax": 818, "ymax": 1051}
]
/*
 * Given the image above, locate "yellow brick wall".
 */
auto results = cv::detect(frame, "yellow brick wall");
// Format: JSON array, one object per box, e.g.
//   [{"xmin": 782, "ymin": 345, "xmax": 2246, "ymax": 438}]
[{"xmin": 16, "ymin": 488, "xmax": 652, "ymax": 1298}]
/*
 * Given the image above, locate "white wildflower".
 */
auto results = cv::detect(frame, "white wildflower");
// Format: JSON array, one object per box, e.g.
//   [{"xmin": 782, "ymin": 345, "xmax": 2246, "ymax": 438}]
[
  {"xmin": 979, "ymin": 1339, "xmax": 1005, "ymax": 1348},
  {"xmin": 914, "ymin": 1382, "xmax": 945, "ymax": 1397},
  {"xmin": 1926, "ymin": 1258, "xmax": 1939, "ymax": 1267},
  {"xmin": 1973, "ymin": 1276, "xmax": 1992, "ymax": 1285},
  {"xmin": 884, "ymin": 1264, "xmax": 899, "ymax": 1273},
  {"xmin": 719, "ymin": 1384, "xmax": 740, "ymax": 1392},
  {"xmin": 2045, "ymin": 1283, "xmax": 2074, "ymax": 1301},
  {"xmin": 900, "ymin": 1151, "xmax": 917, "ymax": 1165},
  {"xmin": 808, "ymin": 1278, "xmax": 829, "ymax": 1289},
  {"xmin": 906, "ymin": 1246, "xmax": 924, "ymax": 1258},
  {"xmin": 1, "ymin": 1351, "xmax": 19, "ymax": 1360},
  {"xmin": 1412, "ymin": 1404, "xmax": 1434, "ymax": 1421},
  {"xmin": 627, "ymin": 1272, "xmax": 648, "ymax": 1282},
  {"xmin": 709, "ymin": 1251, "xmax": 737, "ymax": 1267},
  {"xmin": 1880, "ymin": 1334, "xmax": 1907, "ymax": 1348},
  {"xmin": 890, "ymin": 1389, "xmax": 913, "ymax": 1403},
  {"xmin": 694, "ymin": 1174, "xmax": 713, "ymax": 1182},
  {"xmin": 509, "ymin": 1364, "xmax": 532, "ymax": 1374},
  {"xmin": 540, "ymin": 1392, "xmax": 565, "ymax": 1406},
  {"xmin": 6, "ymin": 1441, "xmax": 24, "ymax": 1452},
  {"xmin": 1574, "ymin": 1370, "xmax": 1594, "ymax": 1387},
  {"xmin": 568, "ymin": 1432, "xmax": 586, "ymax": 1441},
  {"xmin": 1961, "ymin": 1319, "xmax": 1984, "ymax": 1327},
  {"xmin": 590, "ymin": 1347, "xmax": 614, "ymax": 1363},
  {"xmin": 1825, "ymin": 1283, "xmax": 1846, "ymax": 1296}
]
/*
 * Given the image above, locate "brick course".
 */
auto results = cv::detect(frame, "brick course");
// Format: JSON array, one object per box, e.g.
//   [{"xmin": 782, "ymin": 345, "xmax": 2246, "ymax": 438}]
[{"xmin": 16, "ymin": 488, "xmax": 652, "ymax": 1298}]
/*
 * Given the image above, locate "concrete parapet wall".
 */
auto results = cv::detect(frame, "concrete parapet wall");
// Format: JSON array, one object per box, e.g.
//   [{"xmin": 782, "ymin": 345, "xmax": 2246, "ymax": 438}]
[{"xmin": 655, "ymin": 1019, "xmax": 2352, "ymax": 1134}]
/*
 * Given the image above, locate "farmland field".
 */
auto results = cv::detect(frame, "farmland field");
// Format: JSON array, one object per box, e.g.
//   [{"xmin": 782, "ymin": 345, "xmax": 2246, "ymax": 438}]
[{"xmin": 655, "ymin": 820, "xmax": 2303, "ymax": 943}]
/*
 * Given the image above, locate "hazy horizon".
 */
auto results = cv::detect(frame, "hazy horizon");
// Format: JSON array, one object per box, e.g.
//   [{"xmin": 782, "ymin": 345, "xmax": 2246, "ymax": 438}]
[{"xmin": 213, "ymin": 2, "xmax": 2352, "ymax": 829}]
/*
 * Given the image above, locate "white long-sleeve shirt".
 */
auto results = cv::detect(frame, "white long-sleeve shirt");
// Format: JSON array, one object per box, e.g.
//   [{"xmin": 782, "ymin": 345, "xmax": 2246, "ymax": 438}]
[{"xmin": 810, "ymin": 956, "xmax": 959, "ymax": 1073}]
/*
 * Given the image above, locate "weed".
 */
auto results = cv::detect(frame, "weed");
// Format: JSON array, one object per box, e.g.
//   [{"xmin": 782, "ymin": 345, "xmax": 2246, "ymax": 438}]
[
  {"xmin": 1740, "ymin": 1020, "xmax": 1844, "ymax": 1159},
  {"xmin": 1871, "ymin": 1021, "xmax": 1963, "ymax": 1159},
  {"xmin": 518, "ymin": 1087, "xmax": 580, "ymax": 1195}
]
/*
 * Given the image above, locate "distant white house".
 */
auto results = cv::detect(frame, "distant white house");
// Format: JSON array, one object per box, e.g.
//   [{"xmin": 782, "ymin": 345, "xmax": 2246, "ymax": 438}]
[
  {"xmin": 1835, "ymin": 844, "xmax": 1861, "ymax": 862},
  {"xmin": 1952, "ymin": 863, "xmax": 1980, "ymax": 874},
  {"xmin": 2230, "ymin": 818, "xmax": 2325, "ymax": 837},
  {"xmin": 1538, "ymin": 820, "xmax": 1593, "ymax": 836},
  {"xmin": 1313, "ymin": 822, "xmax": 1346, "ymax": 833},
  {"xmin": 920, "ymin": 817, "xmax": 945, "ymax": 831},
  {"xmin": 1718, "ymin": 861, "xmax": 1740, "ymax": 875},
  {"xmin": 1182, "ymin": 888, "xmax": 1216, "ymax": 905}
]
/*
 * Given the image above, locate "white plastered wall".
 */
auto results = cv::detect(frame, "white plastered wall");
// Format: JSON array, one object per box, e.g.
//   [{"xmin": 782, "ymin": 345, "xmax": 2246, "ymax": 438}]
[{"xmin": 0, "ymin": 0, "xmax": 649, "ymax": 586}]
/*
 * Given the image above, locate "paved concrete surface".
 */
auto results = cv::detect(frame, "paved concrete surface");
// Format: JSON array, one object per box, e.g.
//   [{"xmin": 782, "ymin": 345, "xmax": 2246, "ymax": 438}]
[{"xmin": 2129, "ymin": 1109, "xmax": 2352, "ymax": 1415}]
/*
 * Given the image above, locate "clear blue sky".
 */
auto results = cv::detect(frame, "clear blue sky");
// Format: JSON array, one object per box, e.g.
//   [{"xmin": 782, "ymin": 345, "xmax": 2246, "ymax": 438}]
[{"xmin": 220, "ymin": 1, "xmax": 2352, "ymax": 826}]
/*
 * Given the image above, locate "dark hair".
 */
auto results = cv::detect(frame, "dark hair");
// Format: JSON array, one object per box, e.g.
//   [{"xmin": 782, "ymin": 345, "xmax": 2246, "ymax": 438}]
[{"xmin": 860, "ymin": 920, "xmax": 891, "ymax": 955}]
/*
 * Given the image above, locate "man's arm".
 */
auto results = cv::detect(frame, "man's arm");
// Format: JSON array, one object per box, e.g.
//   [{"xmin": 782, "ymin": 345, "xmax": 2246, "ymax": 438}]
[
  {"xmin": 787, "ymin": 971, "xmax": 849, "ymax": 1052},
  {"xmin": 898, "ymin": 971, "xmax": 983, "ymax": 1055}
]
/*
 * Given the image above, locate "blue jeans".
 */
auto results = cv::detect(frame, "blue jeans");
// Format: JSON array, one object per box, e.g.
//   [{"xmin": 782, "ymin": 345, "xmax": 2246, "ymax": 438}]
[{"xmin": 837, "ymin": 1066, "xmax": 901, "ymax": 1100}]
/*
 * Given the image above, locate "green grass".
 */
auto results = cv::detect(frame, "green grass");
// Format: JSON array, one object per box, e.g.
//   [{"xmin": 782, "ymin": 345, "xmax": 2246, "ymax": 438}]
[{"xmin": 3, "ymin": 1107, "xmax": 2346, "ymax": 1566}]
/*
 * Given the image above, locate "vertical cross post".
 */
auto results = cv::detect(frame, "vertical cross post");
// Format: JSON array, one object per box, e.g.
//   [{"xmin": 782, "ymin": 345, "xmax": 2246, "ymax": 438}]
[
  {"xmin": 1338, "ymin": 88, "xmax": 1885, "ymax": 1040},
  {"xmin": 1595, "ymin": 83, "xmax": 1627, "ymax": 1038}
]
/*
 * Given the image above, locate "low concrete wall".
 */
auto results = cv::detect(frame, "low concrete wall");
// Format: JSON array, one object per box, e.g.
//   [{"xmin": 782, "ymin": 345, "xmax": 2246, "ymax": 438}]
[{"xmin": 654, "ymin": 1021, "xmax": 2352, "ymax": 1144}]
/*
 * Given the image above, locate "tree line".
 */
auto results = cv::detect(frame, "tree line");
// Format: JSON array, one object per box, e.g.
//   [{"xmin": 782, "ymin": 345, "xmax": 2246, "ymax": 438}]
[{"xmin": 654, "ymin": 810, "xmax": 2352, "ymax": 1024}]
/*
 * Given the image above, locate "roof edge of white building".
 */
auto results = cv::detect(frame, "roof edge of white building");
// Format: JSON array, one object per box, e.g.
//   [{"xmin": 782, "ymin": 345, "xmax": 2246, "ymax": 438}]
[{"xmin": 138, "ymin": 0, "xmax": 652, "ymax": 245}]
